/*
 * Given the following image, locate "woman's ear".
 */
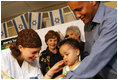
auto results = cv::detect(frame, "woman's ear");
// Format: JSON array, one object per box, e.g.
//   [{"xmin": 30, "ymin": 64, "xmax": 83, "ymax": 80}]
[
  {"xmin": 76, "ymin": 49, "xmax": 80, "ymax": 56},
  {"xmin": 18, "ymin": 45, "xmax": 23, "ymax": 52}
]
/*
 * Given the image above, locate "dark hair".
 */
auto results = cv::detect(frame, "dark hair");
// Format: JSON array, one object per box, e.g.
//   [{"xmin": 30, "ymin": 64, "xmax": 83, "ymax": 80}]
[
  {"xmin": 59, "ymin": 38, "xmax": 82, "ymax": 55},
  {"xmin": 45, "ymin": 30, "xmax": 60, "ymax": 44},
  {"xmin": 10, "ymin": 29, "xmax": 42, "ymax": 58}
]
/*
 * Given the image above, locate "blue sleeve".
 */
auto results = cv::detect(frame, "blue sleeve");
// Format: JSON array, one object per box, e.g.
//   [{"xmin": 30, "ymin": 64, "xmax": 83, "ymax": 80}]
[{"xmin": 64, "ymin": 13, "xmax": 117, "ymax": 79}]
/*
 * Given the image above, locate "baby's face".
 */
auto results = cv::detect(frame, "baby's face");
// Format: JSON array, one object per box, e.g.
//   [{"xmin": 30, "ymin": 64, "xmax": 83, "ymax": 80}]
[{"xmin": 59, "ymin": 44, "xmax": 80, "ymax": 67}]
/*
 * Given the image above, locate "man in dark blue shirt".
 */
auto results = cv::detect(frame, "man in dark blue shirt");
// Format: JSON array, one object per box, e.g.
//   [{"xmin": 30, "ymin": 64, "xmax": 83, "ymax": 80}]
[{"xmin": 64, "ymin": 1, "xmax": 117, "ymax": 79}]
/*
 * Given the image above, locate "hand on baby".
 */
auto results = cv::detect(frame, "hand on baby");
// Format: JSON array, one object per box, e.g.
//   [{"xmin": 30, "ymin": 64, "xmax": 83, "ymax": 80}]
[
  {"xmin": 43, "ymin": 60, "xmax": 65, "ymax": 79},
  {"xmin": 49, "ymin": 60, "xmax": 65, "ymax": 74}
]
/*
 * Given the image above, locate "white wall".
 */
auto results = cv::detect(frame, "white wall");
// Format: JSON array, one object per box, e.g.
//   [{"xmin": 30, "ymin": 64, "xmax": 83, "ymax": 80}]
[{"xmin": 36, "ymin": 20, "xmax": 85, "ymax": 52}]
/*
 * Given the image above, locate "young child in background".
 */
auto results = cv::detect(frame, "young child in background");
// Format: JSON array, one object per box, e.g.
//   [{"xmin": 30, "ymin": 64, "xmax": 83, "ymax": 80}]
[
  {"xmin": 55, "ymin": 38, "xmax": 82, "ymax": 79},
  {"xmin": 39, "ymin": 30, "xmax": 63, "ymax": 78}
]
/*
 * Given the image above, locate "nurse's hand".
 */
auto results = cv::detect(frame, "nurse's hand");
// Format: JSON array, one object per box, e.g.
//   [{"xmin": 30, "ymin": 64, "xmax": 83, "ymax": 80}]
[
  {"xmin": 42, "ymin": 60, "xmax": 65, "ymax": 79},
  {"xmin": 50, "ymin": 60, "xmax": 65, "ymax": 73}
]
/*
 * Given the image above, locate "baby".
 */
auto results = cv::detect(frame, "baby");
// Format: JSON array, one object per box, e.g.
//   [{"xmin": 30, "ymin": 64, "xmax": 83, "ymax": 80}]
[{"xmin": 55, "ymin": 38, "xmax": 82, "ymax": 79}]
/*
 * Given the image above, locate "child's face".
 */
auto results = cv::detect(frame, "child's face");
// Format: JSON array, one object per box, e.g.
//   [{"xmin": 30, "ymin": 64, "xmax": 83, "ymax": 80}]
[
  {"xmin": 19, "ymin": 45, "xmax": 41, "ymax": 62},
  {"xmin": 59, "ymin": 44, "xmax": 80, "ymax": 67},
  {"xmin": 47, "ymin": 37, "xmax": 58, "ymax": 50}
]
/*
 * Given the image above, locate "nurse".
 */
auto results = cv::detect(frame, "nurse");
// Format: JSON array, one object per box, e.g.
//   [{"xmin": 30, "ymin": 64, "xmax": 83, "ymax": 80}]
[{"xmin": 1, "ymin": 29, "xmax": 64, "ymax": 79}]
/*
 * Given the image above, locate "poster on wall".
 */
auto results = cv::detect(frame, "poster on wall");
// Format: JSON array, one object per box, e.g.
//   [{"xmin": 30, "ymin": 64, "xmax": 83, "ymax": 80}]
[{"xmin": 1, "ymin": 36, "xmax": 17, "ymax": 50}]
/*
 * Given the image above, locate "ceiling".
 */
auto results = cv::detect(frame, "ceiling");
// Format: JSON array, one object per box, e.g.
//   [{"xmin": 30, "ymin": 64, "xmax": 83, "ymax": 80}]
[
  {"xmin": 1, "ymin": 1, "xmax": 68, "ymax": 23},
  {"xmin": 1, "ymin": 1, "xmax": 117, "ymax": 23}
]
